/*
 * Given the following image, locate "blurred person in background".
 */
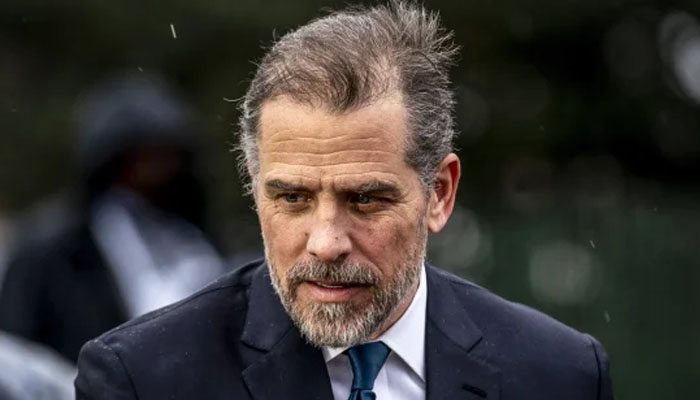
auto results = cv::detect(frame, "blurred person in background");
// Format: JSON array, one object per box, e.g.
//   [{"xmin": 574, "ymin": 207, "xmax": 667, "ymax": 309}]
[
  {"xmin": 0, "ymin": 75, "xmax": 226, "ymax": 363},
  {"xmin": 0, "ymin": 331, "xmax": 75, "ymax": 400}
]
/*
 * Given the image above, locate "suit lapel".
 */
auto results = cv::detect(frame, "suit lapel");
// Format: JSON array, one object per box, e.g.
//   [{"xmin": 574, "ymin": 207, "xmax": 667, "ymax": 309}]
[
  {"xmin": 239, "ymin": 263, "xmax": 501, "ymax": 400},
  {"xmin": 425, "ymin": 265, "xmax": 501, "ymax": 400},
  {"xmin": 240, "ymin": 264, "xmax": 334, "ymax": 400}
]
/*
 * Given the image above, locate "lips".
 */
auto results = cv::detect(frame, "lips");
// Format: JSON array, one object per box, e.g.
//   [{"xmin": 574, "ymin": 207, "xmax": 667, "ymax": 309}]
[
  {"xmin": 315, "ymin": 282, "xmax": 346, "ymax": 289},
  {"xmin": 302, "ymin": 280, "xmax": 371, "ymax": 302},
  {"xmin": 311, "ymin": 280, "xmax": 368, "ymax": 289}
]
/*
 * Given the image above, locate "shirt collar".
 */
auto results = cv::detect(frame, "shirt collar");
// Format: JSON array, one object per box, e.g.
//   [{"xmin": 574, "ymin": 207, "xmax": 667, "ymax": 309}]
[{"xmin": 322, "ymin": 264, "xmax": 427, "ymax": 381}]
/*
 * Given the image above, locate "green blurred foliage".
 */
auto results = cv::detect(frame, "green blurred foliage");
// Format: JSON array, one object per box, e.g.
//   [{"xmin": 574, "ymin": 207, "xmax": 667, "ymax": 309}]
[{"xmin": 1, "ymin": 0, "xmax": 699, "ymax": 398}]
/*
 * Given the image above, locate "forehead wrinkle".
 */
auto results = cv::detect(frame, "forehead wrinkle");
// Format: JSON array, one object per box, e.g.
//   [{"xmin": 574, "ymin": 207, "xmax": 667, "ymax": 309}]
[
  {"xmin": 260, "ymin": 100, "xmax": 407, "ymax": 147},
  {"xmin": 265, "ymin": 162, "xmax": 403, "ymax": 171},
  {"xmin": 261, "ymin": 129, "xmax": 350, "ymax": 145},
  {"xmin": 263, "ymin": 162, "xmax": 407, "ymax": 184},
  {"xmin": 258, "ymin": 94, "xmax": 414, "ymax": 186},
  {"xmin": 266, "ymin": 160, "xmax": 398, "ymax": 169},
  {"xmin": 261, "ymin": 134, "xmax": 402, "ymax": 166},
  {"xmin": 264, "ymin": 148, "xmax": 398, "ymax": 157},
  {"xmin": 263, "ymin": 144, "xmax": 405, "ymax": 169},
  {"xmin": 260, "ymin": 108, "xmax": 394, "ymax": 138},
  {"xmin": 263, "ymin": 134, "xmax": 400, "ymax": 157},
  {"xmin": 266, "ymin": 135, "xmax": 386, "ymax": 145}
]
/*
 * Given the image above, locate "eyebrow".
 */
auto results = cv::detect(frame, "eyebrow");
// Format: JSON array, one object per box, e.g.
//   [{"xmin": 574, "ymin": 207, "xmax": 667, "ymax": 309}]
[
  {"xmin": 264, "ymin": 178, "xmax": 401, "ymax": 196},
  {"xmin": 341, "ymin": 180, "xmax": 401, "ymax": 197},
  {"xmin": 264, "ymin": 179, "xmax": 310, "ymax": 192}
]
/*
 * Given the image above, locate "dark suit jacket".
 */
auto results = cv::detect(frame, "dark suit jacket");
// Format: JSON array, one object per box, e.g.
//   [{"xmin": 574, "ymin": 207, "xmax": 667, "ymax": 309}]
[
  {"xmin": 75, "ymin": 260, "xmax": 614, "ymax": 399},
  {"xmin": 0, "ymin": 223, "xmax": 128, "ymax": 363}
]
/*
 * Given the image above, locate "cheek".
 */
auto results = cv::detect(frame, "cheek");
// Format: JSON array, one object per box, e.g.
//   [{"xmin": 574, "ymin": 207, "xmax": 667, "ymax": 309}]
[
  {"xmin": 259, "ymin": 209, "xmax": 309, "ymax": 264},
  {"xmin": 352, "ymin": 216, "xmax": 419, "ymax": 270}
]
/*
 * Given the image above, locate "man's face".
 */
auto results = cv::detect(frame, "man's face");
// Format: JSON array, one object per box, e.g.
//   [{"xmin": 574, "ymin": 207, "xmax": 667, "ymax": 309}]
[{"xmin": 255, "ymin": 94, "xmax": 429, "ymax": 348}]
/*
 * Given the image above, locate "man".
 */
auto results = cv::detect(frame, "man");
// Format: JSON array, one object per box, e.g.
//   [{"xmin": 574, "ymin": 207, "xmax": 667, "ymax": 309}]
[
  {"xmin": 75, "ymin": 2, "xmax": 614, "ymax": 399},
  {"xmin": 0, "ymin": 75, "xmax": 224, "ymax": 362}
]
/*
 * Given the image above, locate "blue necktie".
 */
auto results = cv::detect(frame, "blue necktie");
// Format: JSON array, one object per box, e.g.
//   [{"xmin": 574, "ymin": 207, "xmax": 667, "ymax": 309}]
[{"xmin": 346, "ymin": 342, "xmax": 391, "ymax": 400}]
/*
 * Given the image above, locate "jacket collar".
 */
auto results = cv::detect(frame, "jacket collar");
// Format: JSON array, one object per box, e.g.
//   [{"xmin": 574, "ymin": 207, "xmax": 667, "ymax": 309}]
[
  {"xmin": 240, "ymin": 264, "xmax": 294, "ymax": 350},
  {"xmin": 240, "ymin": 263, "xmax": 334, "ymax": 400},
  {"xmin": 425, "ymin": 264, "xmax": 501, "ymax": 399},
  {"xmin": 240, "ymin": 262, "xmax": 501, "ymax": 400}
]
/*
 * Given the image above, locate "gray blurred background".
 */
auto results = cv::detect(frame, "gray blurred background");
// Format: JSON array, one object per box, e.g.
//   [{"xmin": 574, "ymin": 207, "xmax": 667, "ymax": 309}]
[{"xmin": 1, "ymin": 0, "xmax": 699, "ymax": 398}]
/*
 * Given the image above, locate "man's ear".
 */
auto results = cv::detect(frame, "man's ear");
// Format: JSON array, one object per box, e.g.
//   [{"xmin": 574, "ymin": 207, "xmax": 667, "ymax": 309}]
[{"xmin": 427, "ymin": 153, "xmax": 460, "ymax": 233}]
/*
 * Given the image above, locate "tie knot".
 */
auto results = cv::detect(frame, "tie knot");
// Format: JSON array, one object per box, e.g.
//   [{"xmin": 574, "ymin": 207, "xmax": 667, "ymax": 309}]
[{"xmin": 346, "ymin": 342, "xmax": 391, "ymax": 391}]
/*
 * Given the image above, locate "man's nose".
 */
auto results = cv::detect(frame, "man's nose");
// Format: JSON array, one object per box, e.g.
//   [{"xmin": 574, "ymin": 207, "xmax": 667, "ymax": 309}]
[{"xmin": 306, "ymin": 202, "xmax": 352, "ymax": 263}]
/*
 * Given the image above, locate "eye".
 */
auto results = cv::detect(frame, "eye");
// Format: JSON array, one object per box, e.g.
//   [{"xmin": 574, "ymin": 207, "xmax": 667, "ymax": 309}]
[
  {"xmin": 274, "ymin": 192, "xmax": 310, "ymax": 210},
  {"xmin": 352, "ymin": 193, "xmax": 372, "ymax": 205},
  {"xmin": 283, "ymin": 193, "xmax": 300, "ymax": 203},
  {"xmin": 349, "ymin": 193, "xmax": 388, "ymax": 213}
]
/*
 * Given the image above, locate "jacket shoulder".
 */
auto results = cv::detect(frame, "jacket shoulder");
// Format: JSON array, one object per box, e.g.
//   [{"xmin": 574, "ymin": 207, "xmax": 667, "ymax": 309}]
[
  {"xmin": 430, "ymin": 266, "xmax": 611, "ymax": 397},
  {"xmin": 432, "ymin": 266, "xmax": 591, "ymax": 344},
  {"xmin": 75, "ymin": 260, "xmax": 265, "ymax": 398}
]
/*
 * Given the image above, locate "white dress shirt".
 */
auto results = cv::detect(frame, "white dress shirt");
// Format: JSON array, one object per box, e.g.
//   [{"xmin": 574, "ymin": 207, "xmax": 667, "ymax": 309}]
[{"xmin": 323, "ymin": 265, "xmax": 427, "ymax": 400}]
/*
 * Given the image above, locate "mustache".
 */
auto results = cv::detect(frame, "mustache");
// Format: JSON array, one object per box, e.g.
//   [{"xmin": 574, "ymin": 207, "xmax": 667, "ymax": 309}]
[{"xmin": 286, "ymin": 259, "xmax": 380, "ymax": 287}]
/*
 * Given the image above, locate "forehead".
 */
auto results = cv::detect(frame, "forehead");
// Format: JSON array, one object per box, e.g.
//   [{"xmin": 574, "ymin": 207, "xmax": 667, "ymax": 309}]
[{"xmin": 257, "ymin": 95, "xmax": 415, "ymax": 188}]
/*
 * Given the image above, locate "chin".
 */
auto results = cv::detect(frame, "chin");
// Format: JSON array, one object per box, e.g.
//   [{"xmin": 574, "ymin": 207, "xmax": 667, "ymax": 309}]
[{"xmin": 293, "ymin": 301, "xmax": 382, "ymax": 348}]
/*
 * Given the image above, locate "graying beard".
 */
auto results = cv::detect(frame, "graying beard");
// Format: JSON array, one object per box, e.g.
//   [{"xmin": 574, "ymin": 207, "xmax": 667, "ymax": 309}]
[
  {"xmin": 269, "ymin": 257, "xmax": 420, "ymax": 348},
  {"xmin": 295, "ymin": 302, "xmax": 382, "ymax": 348}
]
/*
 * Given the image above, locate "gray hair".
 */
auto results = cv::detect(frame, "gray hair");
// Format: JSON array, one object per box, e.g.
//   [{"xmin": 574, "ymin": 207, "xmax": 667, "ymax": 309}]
[{"xmin": 237, "ymin": 0, "xmax": 459, "ymax": 194}]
